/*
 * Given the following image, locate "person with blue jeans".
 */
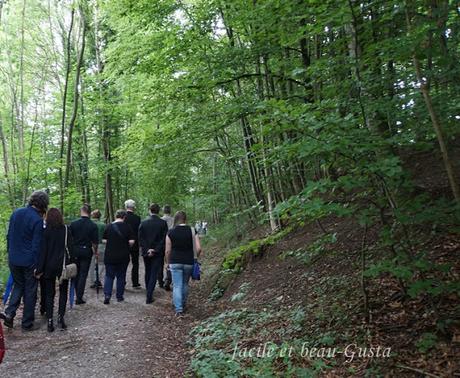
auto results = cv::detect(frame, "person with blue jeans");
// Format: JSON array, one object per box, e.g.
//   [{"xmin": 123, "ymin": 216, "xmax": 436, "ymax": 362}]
[
  {"xmin": 102, "ymin": 210, "xmax": 135, "ymax": 304},
  {"xmin": 0, "ymin": 191, "xmax": 48, "ymax": 331},
  {"xmin": 165, "ymin": 211, "xmax": 202, "ymax": 316}
]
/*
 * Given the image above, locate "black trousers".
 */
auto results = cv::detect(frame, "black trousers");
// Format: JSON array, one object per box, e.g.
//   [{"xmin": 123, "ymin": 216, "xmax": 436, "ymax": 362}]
[
  {"xmin": 75, "ymin": 256, "xmax": 91, "ymax": 301},
  {"xmin": 130, "ymin": 249, "xmax": 140, "ymax": 286},
  {"xmin": 157, "ymin": 264, "xmax": 164, "ymax": 287},
  {"xmin": 39, "ymin": 277, "xmax": 46, "ymax": 313},
  {"xmin": 164, "ymin": 267, "xmax": 172, "ymax": 286},
  {"xmin": 44, "ymin": 277, "xmax": 69, "ymax": 319},
  {"xmin": 143, "ymin": 255, "xmax": 163, "ymax": 302}
]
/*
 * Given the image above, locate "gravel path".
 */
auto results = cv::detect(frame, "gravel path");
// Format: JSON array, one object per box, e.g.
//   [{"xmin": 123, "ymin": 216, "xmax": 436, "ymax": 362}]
[{"xmin": 0, "ymin": 266, "xmax": 195, "ymax": 378}]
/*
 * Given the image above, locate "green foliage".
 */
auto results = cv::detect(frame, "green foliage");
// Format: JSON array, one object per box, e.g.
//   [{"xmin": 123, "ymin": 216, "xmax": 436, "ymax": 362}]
[
  {"xmin": 210, "ymin": 227, "xmax": 294, "ymax": 300},
  {"xmin": 416, "ymin": 333, "xmax": 438, "ymax": 353},
  {"xmin": 280, "ymin": 233, "xmax": 337, "ymax": 265},
  {"xmin": 231, "ymin": 282, "xmax": 251, "ymax": 302},
  {"xmin": 189, "ymin": 308, "xmax": 330, "ymax": 377}
]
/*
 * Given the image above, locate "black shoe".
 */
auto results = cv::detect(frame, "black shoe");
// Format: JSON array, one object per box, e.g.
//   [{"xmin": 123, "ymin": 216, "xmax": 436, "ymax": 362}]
[
  {"xmin": 175, "ymin": 312, "xmax": 184, "ymax": 318},
  {"xmin": 104, "ymin": 297, "xmax": 110, "ymax": 305},
  {"xmin": 75, "ymin": 299, "xmax": 86, "ymax": 305},
  {"xmin": 57, "ymin": 315, "xmax": 67, "ymax": 330},
  {"xmin": 133, "ymin": 284, "xmax": 141, "ymax": 288},
  {"xmin": 22, "ymin": 323, "xmax": 40, "ymax": 332},
  {"xmin": 2, "ymin": 314, "xmax": 13, "ymax": 329},
  {"xmin": 117, "ymin": 297, "xmax": 124, "ymax": 302},
  {"xmin": 90, "ymin": 284, "xmax": 97, "ymax": 289},
  {"xmin": 40, "ymin": 308, "xmax": 46, "ymax": 316},
  {"xmin": 47, "ymin": 319, "xmax": 55, "ymax": 333},
  {"xmin": 146, "ymin": 299, "xmax": 154, "ymax": 304}
]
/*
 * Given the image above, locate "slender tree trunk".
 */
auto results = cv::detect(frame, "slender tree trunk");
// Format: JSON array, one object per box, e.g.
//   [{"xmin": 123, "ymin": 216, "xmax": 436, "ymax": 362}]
[
  {"xmin": 59, "ymin": 7, "xmax": 75, "ymax": 212},
  {"xmin": 405, "ymin": 4, "xmax": 460, "ymax": 202},
  {"xmin": 18, "ymin": 0, "xmax": 26, "ymax": 157},
  {"xmin": 79, "ymin": 79, "xmax": 90, "ymax": 204},
  {"xmin": 64, "ymin": 8, "xmax": 86, "ymax": 188},
  {"xmin": 258, "ymin": 55, "xmax": 279, "ymax": 230},
  {"xmin": 94, "ymin": 1, "xmax": 114, "ymax": 219},
  {"xmin": 23, "ymin": 95, "xmax": 40, "ymax": 201},
  {"xmin": 0, "ymin": 114, "xmax": 14, "ymax": 208},
  {"xmin": 347, "ymin": 0, "xmax": 371, "ymax": 132},
  {"xmin": 0, "ymin": 0, "xmax": 4, "ymax": 23},
  {"xmin": 220, "ymin": 8, "xmax": 265, "ymax": 210}
]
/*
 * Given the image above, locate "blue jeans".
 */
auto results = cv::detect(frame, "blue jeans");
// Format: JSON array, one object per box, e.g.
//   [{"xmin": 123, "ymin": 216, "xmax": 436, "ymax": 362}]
[
  {"xmin": 169, "ymin": 264, "xmax": 193, "ymax": 313},
  {"xmin": 104, "ymin": 263, "xmax": 128, "ymax": 300},
  {"xmin": 5, "ymin": 264, "xmax": 38, "ymax": 328}
]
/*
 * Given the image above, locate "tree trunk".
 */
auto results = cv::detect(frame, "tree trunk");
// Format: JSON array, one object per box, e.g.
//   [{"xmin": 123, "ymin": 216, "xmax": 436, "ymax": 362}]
[
  {"xmin": 18, "ymin": 0, "xmax": 26, "ymax": 158},
  {"xmin": 0, "ymin": 114, "xmax": 14, "ymax": 208},
  {"xmin": 64, "ymin": 7, "xmax": 86, "ymax": 188},
  {"xmin": 405, "ymin": 3, "xmax": 460, "ymax": 202},
  {"xmin": 23, "ymin": 95, "xmax": 40, "ymax": 202},
  {"xmin": 59, "ymin": 6, "xmax": 75, "ymax": 212},
  {"xmin": 220, "ymin": 7, "xmax": 265, "ymax": 210}
]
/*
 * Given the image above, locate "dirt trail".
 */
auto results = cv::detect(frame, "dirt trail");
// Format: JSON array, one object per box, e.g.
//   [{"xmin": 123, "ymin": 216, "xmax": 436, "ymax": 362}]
[{"xmin": 0, "ymin": 265, "xmax": 198, "ymax": 378}]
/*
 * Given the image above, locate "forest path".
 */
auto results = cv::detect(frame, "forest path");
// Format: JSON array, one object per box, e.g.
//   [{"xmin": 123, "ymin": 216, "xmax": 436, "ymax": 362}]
[{"xmin": 0, "ymin": 265, "xmax": 194, "ymax": 378}]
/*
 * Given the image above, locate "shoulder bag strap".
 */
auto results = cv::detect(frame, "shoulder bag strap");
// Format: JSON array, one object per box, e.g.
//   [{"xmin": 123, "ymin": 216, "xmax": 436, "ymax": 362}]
[
  {"xmin": 191, "ymin": 226, "xmax": 197, "ymax": 259},
  {"xmin": 112, "ymin": 222, "xmax": 128, "ymax": 244},
  {"xmin": 63, "ymin": 226, "xmax": 68, "ymax": 269}
]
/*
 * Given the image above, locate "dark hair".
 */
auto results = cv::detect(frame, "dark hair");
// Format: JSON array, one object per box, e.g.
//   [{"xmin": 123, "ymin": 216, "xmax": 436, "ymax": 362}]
[
  {"xmin": 91, "ymin": 209, "xmax": 101, "ymax": 220},
  {"xmin": 115, "ymin": 209, "xmax": 127, "ymax": 219},
  {"xmin": 81, "ymin": 204, "xmax": 91, "ymax": 215},
  {"xmin": 28, "ymin": 191, "xmax": 49, "ymax": 212},
  {"xmin": 163, "ymin": 205, "xmax": 171, "ymax": 215},
  {"xmin": 149, "ymin": 203, "xmax": 160, "ymax": 214},
  {"xmin": 46, "ymin": 208, "xmax": 64, "ymax": 229},
  {"xmin": 173, "ymin": 211, "xmax": 187, "ymax": 225}
]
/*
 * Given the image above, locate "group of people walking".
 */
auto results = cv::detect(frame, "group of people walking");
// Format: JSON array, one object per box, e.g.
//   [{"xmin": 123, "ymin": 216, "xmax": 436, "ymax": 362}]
[{"xmin": 0, "ymin": 190, "xmax": 202, "ymax": 333}]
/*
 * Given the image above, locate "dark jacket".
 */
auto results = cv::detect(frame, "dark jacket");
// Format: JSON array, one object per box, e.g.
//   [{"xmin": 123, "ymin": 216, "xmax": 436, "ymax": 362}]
[
  {"xmin": 138, "ymin": 215, "xmax": 168, "ymax": 258},
  {"xmin": 125, "ymin": 211, "xmax": 141, "ymax": 251},
  {"xmin": 69, "ymin": 216, "xmax": 98, "ymax": 258},
  {"xmin": 7, "ymin": 206, "xmax": 44, "ymax": 268},
  {"xmin": 37, "ymin": 225, "xmax": 74, "ymax": 279},
  {"xmin": 103, "ymin": 222, "xmax": 135, "ymax": 265}
]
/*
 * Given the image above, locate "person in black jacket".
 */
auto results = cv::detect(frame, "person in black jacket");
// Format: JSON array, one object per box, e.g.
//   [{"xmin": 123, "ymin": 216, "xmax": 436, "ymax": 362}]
[
  {"xmin": 69, "ymin": 204, "xmax": 99, "ymax": 305},
  {"xmin": 138, "ymin": 203, "xmax": 168, "ymax": 304},
  {"xmin": 124, "ymin": 200, "xmax": 141, "ymax": 288},
  {"xmin": 102, "ymin": 210, "xmax": 135, "ymax": 304},
  {"xmin": 36, "ymin": 208, "xmax": 73, "ymax": 332}
]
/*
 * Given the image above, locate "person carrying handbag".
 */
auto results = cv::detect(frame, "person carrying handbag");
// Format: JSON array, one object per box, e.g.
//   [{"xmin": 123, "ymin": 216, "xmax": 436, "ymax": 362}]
[
  {"xmin": 165, "ymin": 211, "xmax": 202, "ymax": 316},
  {"xmin": 36, "ymin": 208, "xmax": 75, "ymax": 332}
]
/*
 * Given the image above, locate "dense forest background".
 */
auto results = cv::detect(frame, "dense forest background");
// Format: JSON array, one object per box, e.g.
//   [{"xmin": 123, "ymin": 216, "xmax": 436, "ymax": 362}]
[
  {"xmin": 0, "ymin": 0, "xmax": 459, "ymax": 375},
  {"xmin": 0, "ymin": 0, "xmax": 458, "ymax": 268},
  {"xmin": 0, "ymin": 0, "xmax": 458, "ymax": 253}
]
